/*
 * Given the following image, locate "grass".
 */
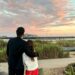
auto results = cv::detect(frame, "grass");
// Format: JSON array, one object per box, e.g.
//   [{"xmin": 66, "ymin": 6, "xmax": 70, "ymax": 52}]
[
  {"xmin": 0, "ymin": 39, "xmax": 72, "ymax": 62},
  {"xmin": 34, "ymin": 40, "xmax": 69, "ymax": 59},
  {"xmin": 64, "ymin": 63, "xmax": 75, "ymax": 75},
  {"xmin": 0, "ymin": 50, "xmax": 7, "ymax": 62}
]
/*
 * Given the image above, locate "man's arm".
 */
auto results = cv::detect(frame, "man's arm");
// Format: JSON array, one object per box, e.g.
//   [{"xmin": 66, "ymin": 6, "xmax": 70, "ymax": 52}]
[{"xmin": 24, "ymin": 44, "xmax": 38, "ymax": 57}]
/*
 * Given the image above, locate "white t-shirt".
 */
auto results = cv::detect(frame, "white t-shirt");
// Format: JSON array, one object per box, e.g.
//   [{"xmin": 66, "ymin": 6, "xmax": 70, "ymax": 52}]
[{"xmin": 22, "ymin": 53, "xmax": 38, "ymax": 71}]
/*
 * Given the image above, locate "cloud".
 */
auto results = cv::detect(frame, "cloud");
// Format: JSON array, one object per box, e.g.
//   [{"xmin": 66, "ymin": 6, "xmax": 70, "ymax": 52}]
[
  {"xmin": 1, "ymin": 10, "xmax": 18, "ymax": 17},
  {"xmin": 0, "ymin": 0, "xmax": 7, "ymax": 4},
  {"xmin": 0, "ymin": 0, "xmax": 75, "ymax": 36},
  {"xmin": 51, "ymin": 0, "xmax": 67, "ymax": 20}
]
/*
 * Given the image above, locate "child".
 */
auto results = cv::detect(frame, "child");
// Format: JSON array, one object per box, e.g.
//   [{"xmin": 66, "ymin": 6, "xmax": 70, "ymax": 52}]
[{"xmin": 22, "ymin": 40, "xmax": 39, "ymax": 75}]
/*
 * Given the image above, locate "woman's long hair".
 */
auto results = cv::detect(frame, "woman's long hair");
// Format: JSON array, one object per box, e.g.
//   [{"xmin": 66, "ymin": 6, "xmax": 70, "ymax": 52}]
[{"xmin": 27, "ymin": 40, "xmax": 34, "ymax": 52}]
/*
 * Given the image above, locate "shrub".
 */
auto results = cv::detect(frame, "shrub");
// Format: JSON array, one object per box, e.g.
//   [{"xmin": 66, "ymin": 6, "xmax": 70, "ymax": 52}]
[
  {"xmin": 0, "ymin": 50, "xmax": 7, "ymax": 62},
  {"xmin": 56, "ymin": 40, "xmax": 75, "ymax": 47},
  {"xmin": 0, "ymin": 40, "xmax": 70, "ymax": 62},
  {"xmin": 0, "ymin": 40, "xmax": 7, "ymax": 62},
  {"xmin": 34, "ymin": 40, "xmax": 69, "ymax": 59},
  {"xmin": 0, "ymin": 40, "xmax": 7, "ymax": 48},
  {"xmin": 64, "ymin": 63, "xmax": 75, "ymax": 75}
]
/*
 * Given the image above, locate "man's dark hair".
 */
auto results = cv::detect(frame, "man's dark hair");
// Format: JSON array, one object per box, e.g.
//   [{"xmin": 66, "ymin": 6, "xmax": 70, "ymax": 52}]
[{"xmin": 16, "ymin": 27, "xmax": 25, "ymax": 37}]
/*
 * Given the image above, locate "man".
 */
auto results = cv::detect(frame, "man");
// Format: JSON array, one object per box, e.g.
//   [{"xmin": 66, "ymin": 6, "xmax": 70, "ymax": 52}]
[{"xmin": 6, "ymin": 27, "xmax": 37, "ymax": 75}]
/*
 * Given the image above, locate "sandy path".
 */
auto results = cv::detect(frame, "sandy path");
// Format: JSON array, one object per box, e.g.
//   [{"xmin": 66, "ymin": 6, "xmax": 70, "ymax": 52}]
[{"xmin": 0, "ymin": 58, "xmax": 75, "ymax": 75}]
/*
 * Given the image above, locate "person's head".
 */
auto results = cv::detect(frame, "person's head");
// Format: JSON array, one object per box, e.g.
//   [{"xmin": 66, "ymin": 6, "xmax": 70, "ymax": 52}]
[
  {"xmin": 27, "ymin": 40, "xmax": 34, "ymax": 51},
  {"xmin": 16, "ymin": 27, "xmax": 25, "ymax": 37},
  {"xmin": 27, "ymin": 40, "xmax": 33, "ymax": 47}
]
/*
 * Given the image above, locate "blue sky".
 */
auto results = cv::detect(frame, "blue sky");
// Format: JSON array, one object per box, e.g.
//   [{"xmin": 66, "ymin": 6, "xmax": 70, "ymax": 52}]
[{"xmin": 0, "ymin": 0, "xmax": 75, "ymax": 36}]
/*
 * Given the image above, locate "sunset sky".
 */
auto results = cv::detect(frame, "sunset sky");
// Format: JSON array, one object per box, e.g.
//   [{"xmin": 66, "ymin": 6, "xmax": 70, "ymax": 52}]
[{"xmin": 0, "ymin": 0, "xmax": 75, "ymax": 36}]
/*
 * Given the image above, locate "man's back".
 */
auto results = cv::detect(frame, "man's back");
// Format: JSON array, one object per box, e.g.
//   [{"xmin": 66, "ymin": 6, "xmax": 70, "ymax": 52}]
[{"xmin": 7, "ymin": 37, "xmax": 27, "ymax": 69}]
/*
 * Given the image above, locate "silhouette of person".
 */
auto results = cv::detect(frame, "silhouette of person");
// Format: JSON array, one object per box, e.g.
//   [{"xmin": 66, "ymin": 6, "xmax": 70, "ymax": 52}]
[{"xmin": 6, "ymin": 27, "xmax": 37, "ymax": 75}]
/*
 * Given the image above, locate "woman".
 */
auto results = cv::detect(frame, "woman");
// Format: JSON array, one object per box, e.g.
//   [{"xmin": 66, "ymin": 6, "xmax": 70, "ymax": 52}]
[{"xmin": 22, "ymin": 40, "xmax": 39, "ymax": 75}]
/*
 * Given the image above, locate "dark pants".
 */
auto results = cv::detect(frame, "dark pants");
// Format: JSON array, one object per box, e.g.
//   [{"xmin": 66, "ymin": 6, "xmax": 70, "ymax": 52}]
[{"xmin": 8, "ymin": 67, "xmax": 24, "ymax": 75}]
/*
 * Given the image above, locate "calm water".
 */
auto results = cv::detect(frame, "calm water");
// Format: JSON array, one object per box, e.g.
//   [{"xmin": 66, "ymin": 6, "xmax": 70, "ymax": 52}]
[
  {"xmin": 1, "ymin": 39, "xmax": 75, "ymax": 51},
  {"xmin": 2, "ymin": 37, "xmax": 75, "ymax": 42}
]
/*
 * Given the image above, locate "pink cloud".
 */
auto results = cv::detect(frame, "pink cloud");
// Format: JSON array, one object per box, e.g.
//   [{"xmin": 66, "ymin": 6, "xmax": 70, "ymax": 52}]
[{"xmin": 52, "ymin": 0, "xmax": 68, "ymax": 20}]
